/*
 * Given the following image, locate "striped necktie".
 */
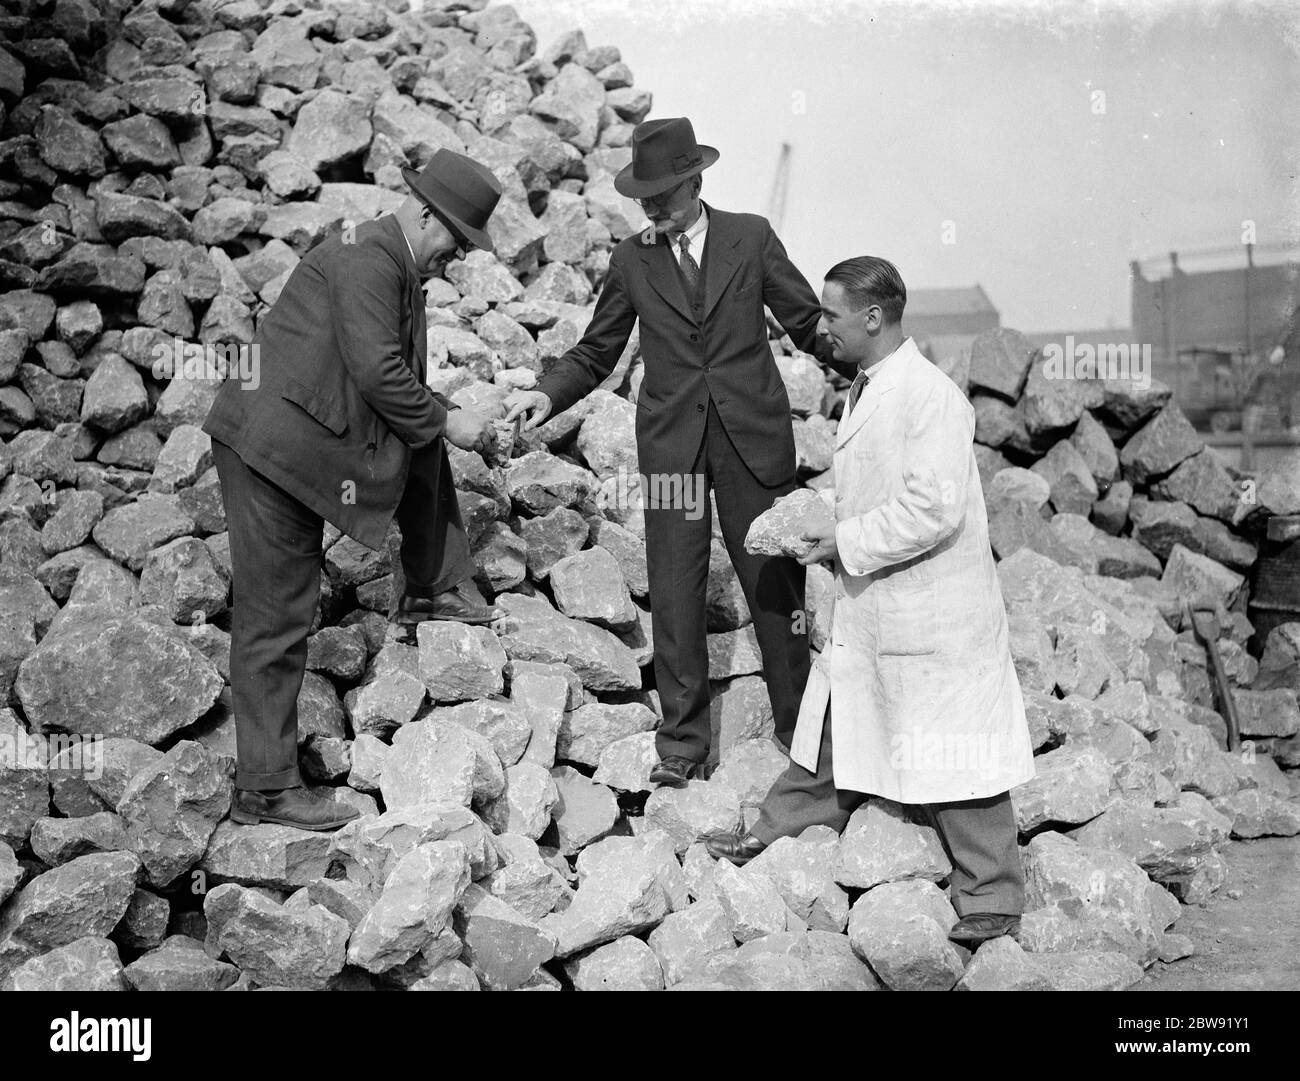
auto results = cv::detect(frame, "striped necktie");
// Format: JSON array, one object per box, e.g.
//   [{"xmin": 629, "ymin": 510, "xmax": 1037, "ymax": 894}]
[
  {"xmin": 678, "ymin": 232, "xmax": 700, "ymax": 292},
  {"xmin": 848, "ymin": 369, "xmax": 870, "ymax": 411}
]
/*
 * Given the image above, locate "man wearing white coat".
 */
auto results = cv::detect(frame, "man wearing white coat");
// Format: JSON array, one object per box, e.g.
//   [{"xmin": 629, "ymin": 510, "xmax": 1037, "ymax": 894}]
[{"xmin": 705, "ymin": 256, "xmax": 1035, "ymax": 946}]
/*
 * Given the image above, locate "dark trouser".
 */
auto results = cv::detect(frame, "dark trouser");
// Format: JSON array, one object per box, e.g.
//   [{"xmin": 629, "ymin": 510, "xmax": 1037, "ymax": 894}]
[
  {"xmin": 213, "ymin": 437, "xmax": 473, "ymax": 790},
  {"xmin": 751, "ymin": 705, "xmax": 1025, "ymax": 916},
  {"xmin": 645, "ymin": 398, "xmax": 810, "ymax": 765}
]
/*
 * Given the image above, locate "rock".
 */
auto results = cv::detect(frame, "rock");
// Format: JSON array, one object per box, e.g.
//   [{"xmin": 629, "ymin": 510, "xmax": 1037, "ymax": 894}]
[
  {"xmin": 36, "ymin": 105, "xmax": 106, "ymax": 177},
  {"xmin": 113, "ymin": 888, "xmax": 170, "ymax": 952},
  {"xmin": 845, "ymin": 879, "xmax": 964, "ymax": 991},
  {"xmin": 550, "ymin": 765, "xmax": 619, "ymax": 856},
  {"xmin": 957, "ymin": 934, "xmax": 1142, "ymax": 991},
  {"xmin": 1032, "ymin": 439, "xmax": 1098, "ymax": 515},
  {"xmin": 30, "ymin": 811, "xmax": 129, "ymax": 866},
  {"xmin": 1161, "ymin": 544, "xmax": 1244, "ymax": 612},
  {"xmin": 1071, "ymin": 801, "xmax": 1217, "ymax": 885},
  {"xmin": 381, "ymin": 719, "xmax": 505, "ymax": 811},
  {"xmin": 510, "ymin": 660, "xmax": 576, "ymax": 769},
  {"xmin": 344, "ymin": 668, "xmax": 426, "ymax": 739},
  {"xmin": 592, "ymin": 730, "xmax": 658, "ymax": 793},
  {"xmin": 1235, "ymin": 688, "xmax": 1300, "ymax": 739},
  {"xmin": 481, "ymin": 761, "xmax": 558, "ymax": 839},
  {"xmin": 416, "ymin": 621, "xmax": 506, "ymax": 703},
  {"xmin": 1019, "ymin": 830, "xmax": 1172, "ymax": 966},
  {"xmin": 542, "ymin": 831, "xmax": 687, "ymax": 956},
  {"xmin": 565, "ymin": 934, "xmax": 664, "ymax": 991},
  {"xmin": 497, "ymin": 592, "xmax": 640, "ymax": 692},
  {"xmin": 17, "ymin": 611, "xmax": 221, "ymax": 743},
  {"xmin": 204, "ymin": 883, "xmax": 349, "ymax": 989},
  {"xmin": 709, "ymin": 737, "xmax": 788, "ymax": 808},
  {"xmin": 518, "ymin": 506, "xmax": 588, "ymax": 579},
  {"xmin": 673, "ymin": 929, "xmax": 881, "ymax": 991},
  {"xmin": 197, "ymin": 821, "xmax": 332, "ymax": 890},
  {"xmin": 1012, "ymin": 744, "xmax": 1112, "ymax": 831},
  {"xmin": 117, "ymin": 741, "xmax": 232, "ymax": 888},
  {"xmin": 549, "ymin": 545, "xmax": 637, "ymax": 629},
  {"xmin": 968, "ymin": 329, "xmax": 1036, "ymax": 401},
  {"xmin": 284, "ymin": 89, "xmax": 372, "ymax": 172},
  {"xmin": 713, "ymin": 857, "xmax": 787, "ymax": 942},
  {"xmin": 744, "ymin": 488, "xmax": 835, "ymax": 558},
  {"xmin": 454, "ymin": 882, "xmax": 557, "ymax": 989},
  {"xmin": 708, "ymin": 675, "xmax": 775, "ymax": 761},
  {"xmin": 1119, "ymin": 402, "xmax": 1203, "ymax": 485},
  {"xmin": 0, "ymin": 851, "xmax": 140, "ymax": 980},
  {"xmin": 348, "ymin": 841, "xmax": 472, "ymax": 974},
  {"xmin": 557, "ymin": 701, "xmax": 656, "ymax": 768},
  {"xmin": 835, "ymin": 800, "xmax": 952, "ymax": 889},
  {"xmin": 327, "ymin": 803, "xmax": 497, "ymax": 892},
  {"xmin": 1210, "ymin": 788, "xmax": 1300, "ymax": 839},
  {"xmin": 742, "ymin": 828, "xmax": 850, "ymax": 932},
  {"xmin": 48, "ymin": 736, "xmax": 162, "ymax": 817},
  {"xmin": 7, "ymin": 936, "xmax": 125, "ymax": 991},
  {"xmin": 504, "ymin": 450, "xmax": 597, "ymax": 514},
  {"xmin": 644, "ymin": 780, "xmax": 743, "ymax": 855},
  {"xmin": 124, "ymin": 935, "xmax": 239, "ymax": 991}
]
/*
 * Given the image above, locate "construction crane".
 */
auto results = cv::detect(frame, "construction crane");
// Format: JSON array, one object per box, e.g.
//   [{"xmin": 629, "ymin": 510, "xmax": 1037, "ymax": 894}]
[{"xmin": 767, "ymin": 142, "xmax": 791, "ymax": 233}]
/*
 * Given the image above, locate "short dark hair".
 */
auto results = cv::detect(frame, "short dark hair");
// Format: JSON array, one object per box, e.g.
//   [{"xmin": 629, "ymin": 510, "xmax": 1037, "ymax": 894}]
[{"xmin": 824, "ymin": 256, "xmax": 907, "ymax": 324}]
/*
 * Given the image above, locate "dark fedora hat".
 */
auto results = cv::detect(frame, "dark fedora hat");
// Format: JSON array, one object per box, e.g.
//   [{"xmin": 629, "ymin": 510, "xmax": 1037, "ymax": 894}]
[
  {"xmin": 401, "ymin": 149, "xmax": 503, "ymax": 253},
  {"xmin": 614, "ymin": 117, "xmax": 719, "ymax": 199}
]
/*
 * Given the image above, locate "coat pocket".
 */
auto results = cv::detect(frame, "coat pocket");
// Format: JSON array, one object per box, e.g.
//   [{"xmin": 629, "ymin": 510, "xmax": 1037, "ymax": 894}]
[
  {"xmin": 876, "ymin": 577, "xmax": 939, "ymax": 656},
  {"xmin": 281, "ymin": 377, "xmax": 348, "ymax": 436}
]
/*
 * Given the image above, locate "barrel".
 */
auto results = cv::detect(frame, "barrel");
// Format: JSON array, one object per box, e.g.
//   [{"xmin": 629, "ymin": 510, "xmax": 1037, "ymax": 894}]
[{"xmin": 1249, "ymin": 514, "xmax": 1300, "ymax": 652}]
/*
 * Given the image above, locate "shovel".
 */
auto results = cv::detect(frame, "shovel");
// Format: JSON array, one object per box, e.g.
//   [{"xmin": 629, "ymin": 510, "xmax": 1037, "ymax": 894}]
[{"xmin": 1186, "ymin": 603, "xmax": 1242, "ymax": 753}]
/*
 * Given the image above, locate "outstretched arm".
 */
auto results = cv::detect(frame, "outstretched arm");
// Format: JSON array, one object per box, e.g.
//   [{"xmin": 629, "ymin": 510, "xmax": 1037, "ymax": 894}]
[
  {"xmin": 761, "ymin": 222, "xmax": 858, "ymax": 380},
  {"xmin": 533, "ymin": 250, "xmax": 638, "ymax": 417},
  {"xmin": 328, "ymin": 242, "xmax": 450, "ymax": 448}
]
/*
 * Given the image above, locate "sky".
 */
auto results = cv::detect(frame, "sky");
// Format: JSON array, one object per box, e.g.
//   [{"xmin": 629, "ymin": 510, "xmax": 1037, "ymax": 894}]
[{"xmin": 505, "ymin": 0, "xmax": 1300, "ymax": 333}]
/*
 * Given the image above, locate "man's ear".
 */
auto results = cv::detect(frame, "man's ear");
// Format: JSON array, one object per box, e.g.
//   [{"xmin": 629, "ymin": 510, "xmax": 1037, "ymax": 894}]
[{"xmin": 864, "ymin": 304, "xmax": 884, "ymax": 333}]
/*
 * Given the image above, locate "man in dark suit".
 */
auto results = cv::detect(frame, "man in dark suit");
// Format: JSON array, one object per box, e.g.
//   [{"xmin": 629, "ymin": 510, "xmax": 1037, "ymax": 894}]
[
  {"xmin": 505, "ymin": 118, "xmax": 848, "ymax": 787},
  {"xmin": 202, "ymin": 151, "xmax": 503, "ymax": 830}
]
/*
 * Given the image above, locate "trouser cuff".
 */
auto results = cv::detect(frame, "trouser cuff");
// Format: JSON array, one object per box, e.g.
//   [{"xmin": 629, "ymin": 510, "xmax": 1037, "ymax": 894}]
[{"xmin": 235, "ymin": 764, "xmax": 302, "ymax": 791}]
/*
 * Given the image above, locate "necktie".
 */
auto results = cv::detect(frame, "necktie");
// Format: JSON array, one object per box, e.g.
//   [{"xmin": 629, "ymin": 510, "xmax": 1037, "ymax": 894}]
[
  {"xmin": 678, "ymin": 232, "xmax": 700, "ymax": 293},
  {"xmin": 848, "ymin": 369, "xmax": 870, "ymax": 411}
]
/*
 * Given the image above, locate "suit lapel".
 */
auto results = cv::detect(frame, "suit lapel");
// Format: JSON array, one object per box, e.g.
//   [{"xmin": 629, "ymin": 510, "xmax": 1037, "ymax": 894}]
[
  {"xmin": 834, "ymin": 341, "xmax": 915, "ymax": 448},
  {"xmin": 700, "ymin": 205, "xmax": 742, "ymax": 320},
  {"xmin": 381, "ymin": 215, "xmax": 428, "ymax": 382},
  {"xmin": 639, "ymin": 231, "xmax": 695, "ymax": 323}
]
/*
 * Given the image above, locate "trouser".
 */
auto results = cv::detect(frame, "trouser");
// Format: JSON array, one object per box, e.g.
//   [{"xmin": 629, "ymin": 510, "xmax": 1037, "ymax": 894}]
[
  {"xmin": 750, "ymin": 705, "xmax": 1025, "ymax": 916},
  {"xmin": 213, "ymin": 437, "xmax": 473, "ymax": 790},
  {"xmin": 644, "ymin": 398, "xmax": 810, "ymax": 764}
]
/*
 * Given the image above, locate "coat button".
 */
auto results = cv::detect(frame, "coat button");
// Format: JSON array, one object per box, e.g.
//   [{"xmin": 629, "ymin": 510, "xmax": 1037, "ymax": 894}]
[
  {"xmin": 690, "ymin": 333, "xmax": 699, "ymax": 342},
  {"xmin": 696, "ymin": 403, "xmax": 705, "ymax": 412},
  {"xmin": 703, "ymin": 364, "xmax": 711, "ymax": 372}
]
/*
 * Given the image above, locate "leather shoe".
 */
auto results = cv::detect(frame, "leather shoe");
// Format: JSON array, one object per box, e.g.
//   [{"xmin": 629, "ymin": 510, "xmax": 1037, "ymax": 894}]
[
  {"xmin": 948, "ymin": 912, "xmax": 1021, "ymax": 946},
  {"xmin": 396, "ymin": 583, "xmax": 497, "ymax": 626},
  {"xmin": 230, "ymin": 786, "xmax": 361, "ymax": 831},
  {"xmin": 648, "ymin": 755, "xmax": 698, "ymax": 787},
  {"xmin": 704, "ymin": 826, "xmax": 768, "ymax": 867}
]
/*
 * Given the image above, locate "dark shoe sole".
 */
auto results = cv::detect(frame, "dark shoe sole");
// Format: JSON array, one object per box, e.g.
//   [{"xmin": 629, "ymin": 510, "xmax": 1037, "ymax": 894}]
[
  {"xmin": 230, "ymin": 807, "xmax": 358, "ymax": 831},
  {"xmin": 949, "ymin": 921, "xmax": 1021, "ymax": 947},
  {"xmin": 394, "ymin": 609, "xmax": 499, "ymax": 627},
  {"xmin": 706, "ymin": 844, "xmax": 762, "ymax": 868},
  {"xmin": 649, "ymin": 768, "xmax": 694, "ymax": 788}
]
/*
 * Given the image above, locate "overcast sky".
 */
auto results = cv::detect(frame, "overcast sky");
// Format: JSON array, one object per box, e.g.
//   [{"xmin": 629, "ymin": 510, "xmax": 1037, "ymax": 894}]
[{"xmin": 506, "ymin": 0, "xmax": 1300, "ymax": 333}]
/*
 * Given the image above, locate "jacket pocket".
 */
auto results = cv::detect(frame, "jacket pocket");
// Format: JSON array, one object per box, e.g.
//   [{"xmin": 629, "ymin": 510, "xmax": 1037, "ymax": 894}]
[
  {"xmin": 281, "ymin": 377, "xmax": 348, "ymax": 436},
  {"xmin": 877, "ymin": 578, "xmax": 939, "ymax": 656}
]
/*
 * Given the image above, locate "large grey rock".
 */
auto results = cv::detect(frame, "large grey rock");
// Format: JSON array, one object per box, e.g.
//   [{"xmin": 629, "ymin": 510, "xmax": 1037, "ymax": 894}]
[
  {"xmin": 204, "ymin": 883, "xmax": 349, "ymax": 989},
  {"xmin": 454, "ymin": 882, "xmax": 557, "ymax": 990},
  {"xmin": 381, "ymin": 719, "xmax": 505, "ymax": 810},
  {"xmin": 117, "ymin": 741, "xmax": 232, "ymax": 888},
  {"xmin": 744, "ymin": 488, "xmax": 835, "ymax": 558},
  {"xmin": 564, "ymin": 934, "xmax": 663, "ymax": 991},
  {"xmin": 198, "ymin": 821, "xmax": 333, "ymax": 890},
  {"xmin": 497, "ymin": 592, "xmax": 640, "ymax": 692},
  {"xmin": 7, "ymin": 936, "xmax": 125, "ymax": 991},
  {"xmin": 835, "ymin": 800, "xmax": 952, "ymax": 889},
  {"xmin": 348, "ymin": 840, "xmax": 472, "ymax": 974},
  {"xmin": 124, "ymin": 935, "xmax": 240, "ymax": 991},
  {"xmin": 845, "ymin": 879, "xmax": 964, "ymax": 991}
]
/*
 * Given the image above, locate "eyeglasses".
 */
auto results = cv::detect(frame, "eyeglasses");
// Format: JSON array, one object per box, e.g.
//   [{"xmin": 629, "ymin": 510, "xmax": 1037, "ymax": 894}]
[{"xmin": 634, "ymin": 181, "xmax": 687, "ymax": 209}]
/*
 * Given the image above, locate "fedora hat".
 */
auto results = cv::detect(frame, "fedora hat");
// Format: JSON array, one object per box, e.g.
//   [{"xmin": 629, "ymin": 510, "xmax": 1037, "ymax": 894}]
[
  {"xmin": 614, "ymin": 117, "xmax": 719, "ymax": 199},
  {"xmin": 401, "ymin": 149, "xmax": 503, "ymax": 253}
]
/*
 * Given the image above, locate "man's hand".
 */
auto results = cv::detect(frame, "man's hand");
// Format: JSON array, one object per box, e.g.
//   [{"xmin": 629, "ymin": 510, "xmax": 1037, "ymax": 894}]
[
  {"xmin": 797, "ymin": 522, "xmax": 839, "ymax": 566},
  {"xmin": 503, "ymin": 390, "xmax": 553, "ymax": 431},
  {"xmin": 444, "ymin": 408, "xmax": 497, "ymax": 458}
]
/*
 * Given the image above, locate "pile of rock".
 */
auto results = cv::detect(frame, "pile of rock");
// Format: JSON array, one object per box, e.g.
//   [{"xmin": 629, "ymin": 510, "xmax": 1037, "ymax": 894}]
[{"xmin": 2, "ymin": 0, "xmax": 1299, "ymax": 992}]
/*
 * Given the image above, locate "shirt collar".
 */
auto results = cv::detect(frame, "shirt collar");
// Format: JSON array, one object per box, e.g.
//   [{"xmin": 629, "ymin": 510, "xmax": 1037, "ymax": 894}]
[
  {"xmin": 858, "ymin": 336, "xmax": 910, "ymax": 380},
  {"xmin": 672, "ymin": 204, "xmax": 708, "ymax": 248}
]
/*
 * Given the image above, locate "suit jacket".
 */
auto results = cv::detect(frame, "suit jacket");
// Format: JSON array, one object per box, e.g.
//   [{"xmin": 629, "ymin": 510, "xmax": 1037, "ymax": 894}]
[
  {"xmin": 789, "ymin": 337, "xmax": 1036, "ymax": 802},
  {"xmin": 535, "ymin": 202, "xmax": 851, "ymax": 484},
  {"xmin": 202, "ymin": 214, "xmax": 455, "ymax": 550}
]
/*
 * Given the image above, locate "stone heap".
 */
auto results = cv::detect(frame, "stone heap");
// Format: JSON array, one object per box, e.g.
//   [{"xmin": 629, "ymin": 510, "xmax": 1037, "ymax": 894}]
[{"xmin": 1, "ymin": 0, "xmax": 1299, "ymax": 992}]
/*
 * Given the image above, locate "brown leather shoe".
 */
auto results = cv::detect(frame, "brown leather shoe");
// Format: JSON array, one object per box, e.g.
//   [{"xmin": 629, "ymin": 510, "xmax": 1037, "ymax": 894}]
[
  {"xmin": 396, "ymin": 583, "xmax": 498, "ymax": 626},
  {"xmin": 948, "ymin": 913, "xmax": 1021, "ymax": 946},
  {"xmin": 230, "ymin": 786, "xmax": 360, "ymax": 831},
  {"xmin": 648, "ymin": 755, "xmax": 698, "ymax": 787},
  {"xmin": 704, "ymin": 826, "xmax": 768, "ymax": 867}
]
